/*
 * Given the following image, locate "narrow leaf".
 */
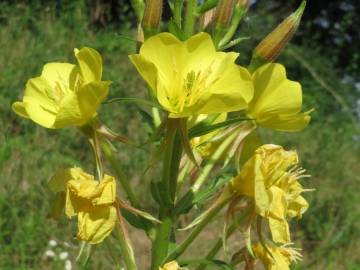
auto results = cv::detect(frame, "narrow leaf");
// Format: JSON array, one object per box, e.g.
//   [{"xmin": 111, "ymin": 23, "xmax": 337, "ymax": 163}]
[
  {"xmin": 188, "ymin": 117, "xmax": 252, "ymax": 139},
  {"xmin": 180, "ymin": 258, "xmax": 235, "ymax": 270},
  {"xmin": 219, "ymin": 37, "xmax": 250, "ymax": 51},
  {"xmin": 104, "ymin": 97, "xmax": 162, "ymax": 109}
]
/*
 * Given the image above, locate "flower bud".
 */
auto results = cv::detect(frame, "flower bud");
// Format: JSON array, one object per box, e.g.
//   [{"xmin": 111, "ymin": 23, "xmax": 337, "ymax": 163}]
[
  {"xmin": 237, "ymin": 0, "xmax": 249, "ymax": 10},
  {"xmin": 251, "ymin": 0, "xmax": 306, "ymax": 65},
  {"xmin": 142, "ymin": 0, "xmax": 163, "ymax": 38},
  {"xmin": 199, "ymin": 8, "xmax": 217, "ymax": 30},
  {"xmin": 215, "ymin": 0, "xmax": 236, "ymax": 27}
]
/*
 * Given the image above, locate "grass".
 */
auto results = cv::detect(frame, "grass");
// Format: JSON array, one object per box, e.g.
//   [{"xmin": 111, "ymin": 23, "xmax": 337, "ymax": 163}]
[{"xmin": 1, "ymin": 2, "xmax": 360, "ymax": 269}]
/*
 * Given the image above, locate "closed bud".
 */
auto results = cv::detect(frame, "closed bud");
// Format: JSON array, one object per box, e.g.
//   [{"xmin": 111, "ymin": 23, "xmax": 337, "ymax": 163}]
[
  {"xmin": 252, "ymin": 0, "xmax": 306, "ymax": 65},
  {"xmin": 215, "ymin": 0, "xmax": 236, "ymax": 27},
  {"xmin": 237, "ymin": 0, "xmax": 249, "ymax": 9},
  {"xmin": 142, "ymin": 0, "xmax": 163, "ymax": 37}
]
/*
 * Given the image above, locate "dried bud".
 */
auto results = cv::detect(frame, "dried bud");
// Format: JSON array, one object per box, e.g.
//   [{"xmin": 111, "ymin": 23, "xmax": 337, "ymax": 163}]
[
  {"xmin": 200, "ymin": 8, "xmax": 217, "ymax": 29},
  {"xmin": 142, "ymin": 0, "xmax": 163, "ymax": 35},
  {"xmin": 215, "ymin": 0, "xmax": 236, "ymax": 27},
  {"xmin": 252, "ymin": 0, "xmax": 306, "ymax": 64}
]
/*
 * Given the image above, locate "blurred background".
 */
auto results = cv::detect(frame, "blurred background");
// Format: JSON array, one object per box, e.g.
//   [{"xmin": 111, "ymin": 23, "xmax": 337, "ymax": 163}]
[{"xmin": 0, "ymin": 0, "xmax": 359, "ymax": 269}]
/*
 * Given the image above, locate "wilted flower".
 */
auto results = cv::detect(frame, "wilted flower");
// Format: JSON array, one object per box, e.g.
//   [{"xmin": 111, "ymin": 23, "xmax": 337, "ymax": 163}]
[
  {"xmin": 129, "ymin": 32, "xmax": 253, "ymax": 118},
  {"xmin": 253, "ymin": 243, "xmax": 302, "ymax": 270},
  {"xmin": 231, "ymin": 144, "xmax": 310, "ymax": 243},
  {"xmin": 247, "ymin": 63, "xmax": 311, "ymax": 132},
  {"xmin": 48, "ymin": 167, "xmax": 117, "ymax": 244},
  {"xmin": 12, "ymin": 47, "xmax": 110, "ymax": 129}
]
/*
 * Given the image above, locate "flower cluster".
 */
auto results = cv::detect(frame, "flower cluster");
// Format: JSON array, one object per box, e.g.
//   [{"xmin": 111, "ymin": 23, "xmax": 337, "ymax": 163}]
[{"xmin": 12, "ymin": 1, "xmax": 314, "ymax": 269}]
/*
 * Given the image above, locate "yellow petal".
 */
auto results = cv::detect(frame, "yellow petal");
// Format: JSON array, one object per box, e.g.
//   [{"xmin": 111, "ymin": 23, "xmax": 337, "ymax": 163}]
[
  {"xmin": 48, "ymin": 167, "xmax": 94, "ymax": 217},
  {"xmin": 160, "ymin": 261, "xmax": 183, "ymax": 270},
  {"xmin": 41, "ymin": 63, "xmax": 78, "ymax": 90},
  {"xmin": 128, "ymin": 54, "xmax": 158, "ymax": 92},
  {"xmin": 259, "ymin": 112, "xmax": 311, "ymax": 132},
  {"xmin": 268, "ymin": 186, "xmax": 287, "ymax": 220},
  {"xmin": 53, "ymin": 92, "xmax": 83, "ymax": 128},
  {"xmin": 21, "ymin": 77, "xmax": 58, "ymax": 128},
  {"xmin": 253, "ymin": 243, "xmax": 292, "ymax": 270},
  {"xmin": 287, "ymin": 195, "xmax": 308, "ymax": 218},
  {"xmin": 248, "ymin": 63, "xmax": 311, "ymax": 132},
  {"xmin": 22, "ymin": 98, "xmax": 57, "ymax": 128},
  {"xmin": 49, "ymin": 167, "xmax": 81, "ymax": 193},
  {"xmin": 183, "ymin": 32, "xmax": 218, "ymax": 71},
  {"xmin": 92, "ymin": 175, "xmax": 117, "ymax": 205},
  {"xmin": 136, "ymin": 32, "xmax": 184, "ymax": 77},
  {"xmin": 74, "ymin": 47, "xmax": 102, "ymax": 83},
  {"xmin": 76, "ymin": 81, "xmax": 110, "ymax": 120},
  {"xmin": 179, "ymin": 64, "xmax": 253, "ymax": 117},
  {"xmin": 12, "ymin": 102, "xmax": 29, "ymax": 118},
  {"xmin": 268, "ymin": 217, "xmax": 290, "ymax": 244},
  {"xmin": 77, "ymin": 205, "xmax": 117, "ymax": 244}
]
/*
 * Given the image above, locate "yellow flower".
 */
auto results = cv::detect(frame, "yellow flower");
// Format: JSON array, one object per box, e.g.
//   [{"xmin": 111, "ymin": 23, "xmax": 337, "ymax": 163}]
[
  {"xmin": 159, "ymin": 261, "xmax": 187, "ymax": 270},
  {"xmin": 49, "ymin": 167, "xmax": 117, "ymax": 244},
  {"xmin": 231, "ymin": 144, "xmax": 310, "ymax": 243},
  {"xmin": 129, "ymin": 32, "xmax": 253, "ymax": 118},
  {"xmin": 12, "ymin": 47, "xmax": 110, "ymax": 129},
  {"xmin": 253, "ymin": 243, "xmax": 302, "ymax": 270},
  {"xmin": 247, "ymin": 63, "xmax": 311, "ymax": 132}
]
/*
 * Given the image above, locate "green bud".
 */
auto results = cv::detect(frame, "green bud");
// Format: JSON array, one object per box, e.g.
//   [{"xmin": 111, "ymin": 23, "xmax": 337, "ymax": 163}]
[
  {"xmin": 142, "ymin": 0, "xmax": 163, "ymax": 38},
  {"xmin": 250, "ymin": 0, "xmax": 306, "ymax": 70}
]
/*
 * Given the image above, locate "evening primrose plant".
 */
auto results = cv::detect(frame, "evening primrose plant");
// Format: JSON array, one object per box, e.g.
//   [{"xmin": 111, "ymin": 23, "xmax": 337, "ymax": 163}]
[{"xmin": 12, "ymin": 0, "xmax": 313, "ymax": 269}]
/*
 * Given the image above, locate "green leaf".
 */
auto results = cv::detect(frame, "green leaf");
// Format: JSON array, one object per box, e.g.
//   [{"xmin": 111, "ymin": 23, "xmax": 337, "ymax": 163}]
[
  {"xmin": 179, "ymin": 258, "xmax": 235, "ymax": 270},
  {"xmin": 103, "ymin": 97, "xmax": 162, "ymax": 109},
  {"xmin": 150, "ymin": 181, "xmax": 163, "ymax": 206},
  {"xmin": 175, "ymin": 176, "xmax": 231, "ymax": 215},
  {"xmin": 219, "ymin": 37, "xmax": 251, "ymax": 51},
  {"xmin": 188, "ymin": 117, "xmax": 252, "ymax": 139},
  {"xmin": 168, "ymin": 19, "xmax": 187, "ymax": 41},
  {"xmin": 179, "ymin": 119, "xmax": 198, "ymax": 166},
  {"xmin": 122, "ymin": 209, "xmax": 147, "ymax": 230}
]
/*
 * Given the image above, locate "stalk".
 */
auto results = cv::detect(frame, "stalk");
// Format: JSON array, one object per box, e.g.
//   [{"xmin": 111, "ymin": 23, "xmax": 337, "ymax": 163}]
[
  {"xmin": 151, "ymin": 119, "xmax": 183, "ymax": 270},
  {"xmin": 173, "ymin": 0, "xmax": 184, "ymax": 27},
  {"xmin": 218, "ymin": 3, "xmax": 248, "ymax": 48},
  {"xmin": 184, "ymin": 0, "xmax": 197, "ymax": 37},
  {"xmin": 115, "ymin": 209, "xmax": 138, "ymax": 270}
]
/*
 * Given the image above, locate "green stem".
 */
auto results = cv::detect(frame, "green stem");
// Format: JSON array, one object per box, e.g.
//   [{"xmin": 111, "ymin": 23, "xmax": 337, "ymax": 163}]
[
  {"xmin": 130, "ymin": 0, "xmax": 145, "ymax": 22},
  {"xmin": 191, "ymin": 131, "xmax": 238, "ymax": 192},
  {"xmin": 173, "ymin": 0, "xmax": 183, "ymax": 27},
  {"xmin": 196, "ymin": 0, "xmax": 219, "ymax": 14},
  {"xmin": 218, "ymin": 5, "xmax": 247, "ymax": 48},
  {"xmin": 166, "ymin": 193, "xmax": 232, "ymax": 261},
  {"xmin": 151, "ymin": 217, "xmax": 174, "ymax": 269},
  {"xmin": 184, "ymin": 0, "xmax": 197, "ymax": 37},
  {"xmin": 151, "ymin": 119, "xmax": 183, "ymax": 269},
  {"xmin": 101, "ymin": 142, "xmax": 141, "ymax": 209},
  {"xmin": 115, "ymin": 214, "xmax": 138, "ymax": 270}
]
